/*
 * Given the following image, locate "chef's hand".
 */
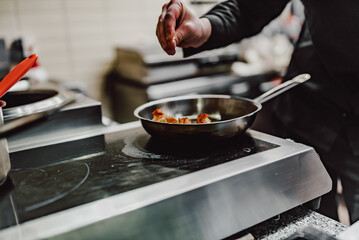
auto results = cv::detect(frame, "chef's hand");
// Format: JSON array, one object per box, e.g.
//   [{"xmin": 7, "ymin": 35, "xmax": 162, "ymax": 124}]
[{"xmin": 156, "ymin": 0, "xmax": 211, "ymax": 55}]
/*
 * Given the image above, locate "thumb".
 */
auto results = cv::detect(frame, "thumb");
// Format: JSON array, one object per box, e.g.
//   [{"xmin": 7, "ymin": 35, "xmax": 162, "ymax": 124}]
[{"xmin": 173, "ymin": 26, "xmax": 187, "ymax": 47}]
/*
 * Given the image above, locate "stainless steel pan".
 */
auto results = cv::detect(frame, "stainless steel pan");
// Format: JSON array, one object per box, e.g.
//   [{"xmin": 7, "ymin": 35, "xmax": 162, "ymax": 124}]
[{"xmin": 134, "ymin": 74, "xmax": 310, "ymax": 140}]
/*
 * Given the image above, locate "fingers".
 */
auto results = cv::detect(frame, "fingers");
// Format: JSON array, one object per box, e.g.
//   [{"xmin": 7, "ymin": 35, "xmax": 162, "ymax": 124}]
[
  {"xmin": 164, "ymin": 0, "xmax": 182, "ymax": 43},
  {"xmin": 167, "ymin": 39, "xmax": 176, "ymax": 55},
  {"xmin": 156, "ymin": 3, "xmax": 168, "ymax": 51},
  {"xmin": 156, "ymin": 0, "xmax": 184, "ymax": 55},
  {"xmin": 156, "ymin": 3, "xmax": 176, "ymax": 55}
]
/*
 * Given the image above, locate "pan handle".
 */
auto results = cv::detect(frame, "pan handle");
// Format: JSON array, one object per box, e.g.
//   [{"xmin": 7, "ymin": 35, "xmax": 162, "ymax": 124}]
[{"xmin": 253, "ymin": 73, "xmax": 311, "ymax": 104}]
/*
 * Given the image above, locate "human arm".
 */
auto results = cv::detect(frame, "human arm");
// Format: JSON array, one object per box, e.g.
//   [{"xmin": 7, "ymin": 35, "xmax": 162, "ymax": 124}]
[
  {"xmin": 156, "ymin": 0, "xmax": 290, "ymax": 56},
  {"xmin": 185, "ymin": 0, "xmax": 290, "ymax": 56}
]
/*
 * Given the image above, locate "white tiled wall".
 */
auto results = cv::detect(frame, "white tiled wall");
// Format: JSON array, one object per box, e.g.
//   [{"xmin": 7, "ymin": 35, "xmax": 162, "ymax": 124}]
[{"xmin": 0, "ymin": 0, "xmax": 175, "ymax": 103}]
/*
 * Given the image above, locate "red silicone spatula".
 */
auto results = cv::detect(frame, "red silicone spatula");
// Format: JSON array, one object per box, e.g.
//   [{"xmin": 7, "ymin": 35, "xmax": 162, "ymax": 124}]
[{"xmin": 0, "ymin": 54, "xmax": 38, "ymax": 98}]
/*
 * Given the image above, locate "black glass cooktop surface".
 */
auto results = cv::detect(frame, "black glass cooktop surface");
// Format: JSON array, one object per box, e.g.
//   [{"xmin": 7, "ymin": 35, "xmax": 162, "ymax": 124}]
[{"xmin": 0, "ymin": 127, "xmax": 279, "ymax": 230}]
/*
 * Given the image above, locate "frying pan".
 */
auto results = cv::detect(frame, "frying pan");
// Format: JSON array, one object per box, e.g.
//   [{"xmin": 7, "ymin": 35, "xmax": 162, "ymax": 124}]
[{"xmin": 134, "ymin": 73, "xmax": 310, "ymax": 141}]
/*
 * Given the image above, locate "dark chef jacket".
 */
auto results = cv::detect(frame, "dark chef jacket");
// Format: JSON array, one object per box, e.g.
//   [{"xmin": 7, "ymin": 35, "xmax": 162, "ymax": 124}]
[{"xmin": 184, "ymin": 0, "xmax": 359, "ymax": 172}]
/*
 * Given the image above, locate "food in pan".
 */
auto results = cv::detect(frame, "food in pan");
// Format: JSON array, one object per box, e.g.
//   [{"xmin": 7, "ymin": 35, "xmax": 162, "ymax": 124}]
[
  {"xmin": 196, "ymin": 113, "xmax": 211, "ymax": 123},
  {"xmin": 178, "ymin": 117, "xmax": 192, "ymax": 124},
  {"xmin": 152, "ymin": 108, "xmax": 165, "ymax": 121},
  {"xmin": 152, "ymin": 108, "xmax": 211, "ymax": 124},
  {"xmin": 152, "ymin": 108, "xmax": 179, "ymax": 123}
]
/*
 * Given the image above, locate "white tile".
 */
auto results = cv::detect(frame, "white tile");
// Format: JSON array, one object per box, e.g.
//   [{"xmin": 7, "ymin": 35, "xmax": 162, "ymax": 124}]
[
  {"xmin": 20, "ymin": 27, "xmax": 66, "ymax": 43},
  {"xmin": 73, "ymin": 56, "xmax": 107, "ymax": 68},
  {"xmin": 107, "ymin": 24, "xmax": 136, "ymax": 36},
  {"xmin": 0, "ymin": 14, "xmax": 18, "ymax": 30},
  {"xmin": 0, "ymin": 0, "xmax": 16, "ymax": 14},
  {"xmin": 44, "ymin": 59, "xmax": 72, "ymax": 72},
  {"xmin": 67, "ymin": 28, "xmax": 106, "ymax": 42},
  {"xmin": 19, "ymin": 12, "xmax": 64, "ymax": 27},
  {"xmin": 34, "ymin": 34, "xmax": 67, "ymax": 48},
  {"xmin": 73, "ymin": 69, "xmax": 103, "ymax": 82},
  {"xmin": 47, "ymin": 69, "xmax": 73, "ymax": 82},
  {"xmin": 67, "ymin": 22, "xmax": 105, "ymax": 35},
  {"xmin": 64, "ymin": 0, "xmax": 103, "ymax": 10},
  {"xmin": 69, "ymin": 33, "xmax": 106, "ymax": 48},
  {"xmin": 37, "ymin": 47, "xmax": 71, "ymax": 64},
  {"xmin": 66, "ymin": 13, "xmax": 105, "ymax": 35},
  {"xmin": 66, "ymin": 11, "xmax": 103, "ymax": 23},
  {"xmin": 16, "ymin": 0, "xmax": 64, "ymax": 14},
  {"xmin": 18, "ymin": 13, "xmax": 65, "ymax": 36},
  {"xmin": 46, "ymin": 61, "xmax": 72, "ymax": 73},
  {"xmin": 65, "ymin": 8, "xmax": 102, "ymax": 16},
  {"xmin": 37, "ymin": 57, "xmax": 70, "ymax": 73},
  {"xmin": 19, "ymin": 29, "xmax": 64, "ymax": 40},
  {"xmin": 107, "ymin": 30, "xmax": 149, "ymax": 46},
  {"xmin": 39, "ymin": 58, "xmax": 70, "ymax": 73},
  {"xmin": 106, "ymin": 12, "xmax": 140, "ymax": 23},
  {"xmin": 143, "ymin": 0, "xmax": 166, "ymax": 14},
  {"xmin": 71, "ymin": 48, "xmax": 110, "ymax": 63},
  {"xmin": 36, "ymin": 40, "xmax": 68, "ymax": 53},
  {"xmin": 35, "ymin": 43, "xmax": 68, "ymax": 60},
  {"xmin": 106, "ymin": 0, "xmax": 140, "ymax": 12}
]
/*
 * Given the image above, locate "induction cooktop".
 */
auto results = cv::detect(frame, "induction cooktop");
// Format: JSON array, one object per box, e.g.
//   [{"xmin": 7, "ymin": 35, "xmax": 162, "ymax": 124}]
[{"xmin": 0, "ymin": 121, "xmax": 331, "ymax": 240}]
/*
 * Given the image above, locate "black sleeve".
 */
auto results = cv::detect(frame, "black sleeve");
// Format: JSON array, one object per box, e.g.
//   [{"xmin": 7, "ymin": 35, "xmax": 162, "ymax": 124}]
[{"xmin": 183, "ymin": 0, "xmax": 290, "ymax": 57}]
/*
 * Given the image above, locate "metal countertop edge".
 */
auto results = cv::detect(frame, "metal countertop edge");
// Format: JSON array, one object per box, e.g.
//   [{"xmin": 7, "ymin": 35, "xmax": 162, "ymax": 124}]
[{"xmin": 8, "ymin": 121, "xmax": 139, "ymax": 153}]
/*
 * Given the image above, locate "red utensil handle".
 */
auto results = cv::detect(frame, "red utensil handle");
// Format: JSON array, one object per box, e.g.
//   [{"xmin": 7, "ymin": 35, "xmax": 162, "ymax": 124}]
[{"xmin": 0, "ymin": 54, "xmax": 38, "ymax": 98}]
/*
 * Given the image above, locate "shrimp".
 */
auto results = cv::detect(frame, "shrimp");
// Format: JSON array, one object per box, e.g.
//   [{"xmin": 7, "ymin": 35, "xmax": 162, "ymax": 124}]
[
  {"xmin": 178, "ymin": 117, "xmax": 192, "ymax": 124},
  {"xmin": 152, "ymin": 108, "xmax": 211, "ymax": 124},
  {"xmin": 152, "ymin": 108, "xmax": 179, "ymax": 123},
  {"xmin": 152, "ymin": 108, "xmax": 165, "ymax": 121},
  {"xmin": 197, "ymin": 113, "xmax": 211, "ymax": 123},
  {"xmin": 164, "ymin": 116, "xmax": 179, "ymax": 123}
]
